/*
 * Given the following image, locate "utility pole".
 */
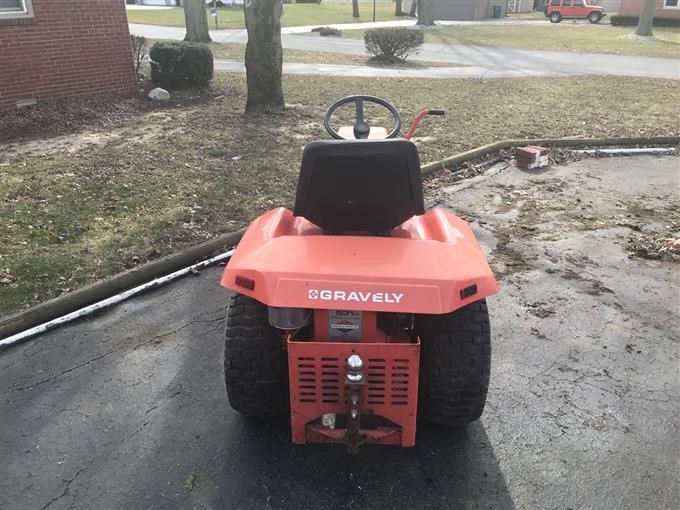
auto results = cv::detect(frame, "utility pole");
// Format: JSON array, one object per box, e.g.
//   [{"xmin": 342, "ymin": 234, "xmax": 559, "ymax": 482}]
[{"xmin": 212, "ymin": 0, "xmax": 219, "ymax": 30}]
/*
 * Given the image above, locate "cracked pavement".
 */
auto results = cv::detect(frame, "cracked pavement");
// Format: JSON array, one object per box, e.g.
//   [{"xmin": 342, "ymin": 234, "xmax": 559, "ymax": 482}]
[{"xmin": 1, "ymin": 156, "xmax": 679, "ymax": 509}]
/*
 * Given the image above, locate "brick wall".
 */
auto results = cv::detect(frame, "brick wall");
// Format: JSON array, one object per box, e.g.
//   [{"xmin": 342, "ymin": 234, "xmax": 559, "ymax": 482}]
[
  {"xmin": 0, "ymin": 0, "xmax": 137, "ymax": 112},
  {"xmin": 619, "ymin": 0, "xmax": 680, "ymax": 18}
]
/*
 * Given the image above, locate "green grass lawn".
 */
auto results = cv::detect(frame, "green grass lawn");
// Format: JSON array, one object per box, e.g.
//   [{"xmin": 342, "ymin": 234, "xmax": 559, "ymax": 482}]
[
  {"xmin": 431, "ymin": 24, "xmax": 680, "ymax": 58},
  {"xmin": 146, "ymin": 38, "xmax": 366, "ymax": 65},
  {"xmin": 344, "ymin": 24, "xmax": 680, "ymax": 58},
  {"xmin": 126, "ymin": 2, "xmax": 410, "ymax": 29},
  {"xmin": 1, "ymin": 74, "xmax": 678, "ymax": 316}
]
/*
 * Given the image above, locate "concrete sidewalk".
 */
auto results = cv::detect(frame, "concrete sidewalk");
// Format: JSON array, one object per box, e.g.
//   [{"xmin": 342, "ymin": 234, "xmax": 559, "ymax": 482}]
[{"xmin": 130, "ymin": 23, "xmax": 680, "ymax": 80}]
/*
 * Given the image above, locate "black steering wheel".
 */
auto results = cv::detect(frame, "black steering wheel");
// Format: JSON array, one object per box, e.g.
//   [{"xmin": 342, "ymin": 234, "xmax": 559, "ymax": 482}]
[{"xmin": 324, "ymin": 95, "xmax": 401, "ymax": 140}]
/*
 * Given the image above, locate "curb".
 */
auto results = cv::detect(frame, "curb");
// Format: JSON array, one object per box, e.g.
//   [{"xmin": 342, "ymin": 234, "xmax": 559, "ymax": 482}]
[
  {"xmin": 1, "ymin": 135, "xmax": 678, "ymax": 341},
  {"xmin": 420, "ymin": 136, "xmax": 680, "ymax": 175},
  {"xmin": 0, "ymin": 229, "xmax": 246, "ymax": 340}
]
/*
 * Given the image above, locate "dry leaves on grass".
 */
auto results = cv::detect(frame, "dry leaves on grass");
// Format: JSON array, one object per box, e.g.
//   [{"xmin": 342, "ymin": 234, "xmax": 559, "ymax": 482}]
[{"xmin": 0, "ymin": 86, "xmax": 226, "ymax": 142}]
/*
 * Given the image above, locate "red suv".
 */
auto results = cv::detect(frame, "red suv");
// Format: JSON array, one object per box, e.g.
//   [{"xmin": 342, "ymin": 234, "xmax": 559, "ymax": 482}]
[{"xmin": 544, "ymin": 0, "xmax": 605, "ymax": 24}]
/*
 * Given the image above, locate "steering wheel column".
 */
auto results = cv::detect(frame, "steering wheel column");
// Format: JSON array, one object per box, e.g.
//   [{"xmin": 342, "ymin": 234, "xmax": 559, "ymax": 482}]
[{"xmin": 324, "ymin": 95, "xmax": 402, "ymax": 140}]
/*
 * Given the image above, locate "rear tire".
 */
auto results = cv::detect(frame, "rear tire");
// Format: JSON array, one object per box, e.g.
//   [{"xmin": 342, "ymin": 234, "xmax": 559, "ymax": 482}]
[
  {"xmin": 588, "ymin": 11, "xmax": 602, "ymax": 23},
  {"xmin": 550, "ymin": 12, "xmax": 562, "ymax": 23},
  {"xmin": 224, "ymin": 294, "xmax": 288, "ymax": 417},
  {"xmin": 417, "ymin": 299, "xmax": 491, "ymax": 426}
]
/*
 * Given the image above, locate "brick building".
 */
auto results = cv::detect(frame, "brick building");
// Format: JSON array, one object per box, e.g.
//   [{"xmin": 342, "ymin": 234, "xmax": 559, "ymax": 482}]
[
  {"xmin": 618, "ymin": 0, "xmax": 680, "ymax": 18},
  {"xmin": 0, "ymin": 0, "xmax": 137, "ymax": 112}
]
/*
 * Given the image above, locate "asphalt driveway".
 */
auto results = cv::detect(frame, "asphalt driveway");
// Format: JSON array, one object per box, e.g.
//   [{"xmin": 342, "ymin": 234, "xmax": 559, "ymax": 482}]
[{"xmin": 1, "ymin": 155, "xmax": 678, "ymax": 509}]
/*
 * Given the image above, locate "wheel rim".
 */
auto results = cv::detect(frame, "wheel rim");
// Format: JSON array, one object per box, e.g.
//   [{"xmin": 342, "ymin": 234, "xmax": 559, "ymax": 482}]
[{"xmin": 551, "ymin": 13, "xmax": 559, "ymax": 22}]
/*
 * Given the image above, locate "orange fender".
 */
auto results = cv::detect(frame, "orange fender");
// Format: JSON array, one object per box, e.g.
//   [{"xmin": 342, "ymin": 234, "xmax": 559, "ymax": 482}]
[{"xmin": 221, "ymin": 207, "xmax": 498, "ymax": 315}]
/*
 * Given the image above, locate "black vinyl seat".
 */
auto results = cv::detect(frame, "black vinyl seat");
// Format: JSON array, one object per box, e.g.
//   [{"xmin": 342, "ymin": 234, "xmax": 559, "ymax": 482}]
[{"xmin": 293, "ymin": 139, "xmax": 425, "ymax": 233}]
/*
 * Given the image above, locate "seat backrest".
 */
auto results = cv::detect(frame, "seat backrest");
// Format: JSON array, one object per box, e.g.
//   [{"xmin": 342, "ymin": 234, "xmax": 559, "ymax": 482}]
[{"xmin": 293, "ymin": 139, "xmax": 425, "ymax": 233}]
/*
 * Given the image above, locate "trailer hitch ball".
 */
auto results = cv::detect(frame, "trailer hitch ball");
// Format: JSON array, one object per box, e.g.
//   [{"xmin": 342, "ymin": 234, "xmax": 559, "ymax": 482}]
[{"xmin": 346, "ymin": 354, "xmax": 364, "ymax": 382}]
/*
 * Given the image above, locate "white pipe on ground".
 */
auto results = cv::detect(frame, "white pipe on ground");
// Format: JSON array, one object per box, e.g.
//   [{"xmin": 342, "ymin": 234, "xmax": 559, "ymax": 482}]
[
  {"xmin": 0, "ymin": 249, "xmax": 235, "ymax": 349},
  {"xmin": 574, "ymin": 148, "xmax": 676, "ymax": 155}
]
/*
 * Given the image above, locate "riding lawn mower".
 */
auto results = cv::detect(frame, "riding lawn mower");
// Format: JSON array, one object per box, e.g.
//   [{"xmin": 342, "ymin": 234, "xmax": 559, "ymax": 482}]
[{"xmin": 220, "ymin": 96, "xmax": 499, "ymax": 452}]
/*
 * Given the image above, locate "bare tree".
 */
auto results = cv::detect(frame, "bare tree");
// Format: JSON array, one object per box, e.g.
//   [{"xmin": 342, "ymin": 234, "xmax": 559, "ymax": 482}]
[
  {"xmin": 352, "ymin": 0, "xmax": 360, "ymax": 18},
  {"xmin": 409, "ymin": 0, "xmax": 417, "ymax": 17},
  {"xmin": 417, "ymin": 0, "xmax": 435, "ymax": 26},
  {"xmin": 635, "ymin": 0, "xmax": 656, "ymax": 37},
  {"xmin": 184, "ymin": 0, "xmax": 211, "ymax": 43},
  {"xmin": 130, "ymin": 35, "xmax": 147, "ymax": 82},
  {"xmin": 395, "ymin": 0, "xmax": 404, "ymax": 16},
  {"xmin": 244, "ymin": 0, "xmax": 284, "ymax": 113}
]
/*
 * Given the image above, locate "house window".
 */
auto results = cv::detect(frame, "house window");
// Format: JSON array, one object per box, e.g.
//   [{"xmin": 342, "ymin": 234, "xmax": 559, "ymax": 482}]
[
  {"xmin": 0, "ymin": 0, "xmax": 34, "ymax": 19},
  {"xmin": 664, "ymin": 0, "xmax": 680, "ymax": 10}
]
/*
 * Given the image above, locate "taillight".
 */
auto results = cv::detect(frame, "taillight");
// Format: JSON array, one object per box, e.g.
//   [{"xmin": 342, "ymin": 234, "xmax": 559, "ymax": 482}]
[{"xmin": 234, "ymin": 275, "xmax": 255, "ymax": 291}]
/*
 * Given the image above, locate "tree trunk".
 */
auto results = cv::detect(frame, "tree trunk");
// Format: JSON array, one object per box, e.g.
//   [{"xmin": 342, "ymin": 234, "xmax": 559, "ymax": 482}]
[
  {"xmin": 395, "ymin": 0, "xmax": 404, "ymax": 16},
  {"xmin": 244, "ymin": 0, "xmax": 285, "ymax": 113},
  {"xmin": 417, "ymin": 0, "xmax": 435, "ymax": 26},
  {"xmin": 409, "ymin": 0, "xmax": 417, "ymax": 17},
  {"xmin": 635, "ymin": 0, "xmax": 655, "ymax": 37},
  {"xmin": 183, "ymin": 0, "xmax": 211, "ymax": 43},
  {"xmin": 352, "ymin": 0, "xmax": 360, "ymax": 18}
]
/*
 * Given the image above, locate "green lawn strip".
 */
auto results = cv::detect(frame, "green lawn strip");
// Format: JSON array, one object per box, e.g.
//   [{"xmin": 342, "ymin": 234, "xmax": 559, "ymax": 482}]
[
  {"xmin": 126, "ymin": 2, "xmax": 410, "ymax": 28},
  {"xmin": 155, "ymin": 38, "xmax": 365, "ymax": 65},
  {"xmin": 1, "ymin": 74, "xmax": 678, "ymax": 316},
  {"xmin": 343, "ymin": 25, "xmax": 680, "ymax": 58}
]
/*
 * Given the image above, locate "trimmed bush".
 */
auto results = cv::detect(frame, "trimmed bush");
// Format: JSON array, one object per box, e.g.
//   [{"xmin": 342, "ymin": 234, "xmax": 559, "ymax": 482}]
[
  {"xmin": 149, "ymin": 41, "xmax": 214, "ymax": 90},
  {"xmin": 610, "ymin": 15, "xmax": 680, "ymax": 27},
  {"xmin": 364, "ymin": 28, "xmax": 424, "ymax": 63},
  {"xmin": 318, "ymin": 26, "xmax": 342, "ymax": 37}
]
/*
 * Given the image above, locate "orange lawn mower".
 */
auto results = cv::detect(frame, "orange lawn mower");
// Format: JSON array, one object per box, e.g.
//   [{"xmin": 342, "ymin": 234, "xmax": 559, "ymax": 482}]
[{"xmin": 220, "ymin": 96, "xmax": 499, "ymax": 452}]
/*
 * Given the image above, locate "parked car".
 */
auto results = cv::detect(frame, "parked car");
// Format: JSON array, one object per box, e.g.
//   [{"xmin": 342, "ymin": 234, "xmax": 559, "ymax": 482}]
[{"xmin": 544, "ymin": 0, "xmax": 605, "ymax": 24}]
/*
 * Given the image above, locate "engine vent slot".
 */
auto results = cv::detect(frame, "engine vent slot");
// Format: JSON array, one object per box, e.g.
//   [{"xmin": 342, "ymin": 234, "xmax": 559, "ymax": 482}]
[{"xmin": 295, "ymin": 356, "xmax": 342, "ymax": 404}]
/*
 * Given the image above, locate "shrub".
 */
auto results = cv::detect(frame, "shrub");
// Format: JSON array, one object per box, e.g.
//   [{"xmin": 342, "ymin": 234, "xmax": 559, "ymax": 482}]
[
  {"xmin": 130, "ymin": 35, "xmax": 147, "ymax": 82},
  {"xmin": 149, "ymin": 41, "xmax": 214, "ymax": 90},
  {"xmin": 318, "ymin": 26, "xmax": 342, "ymax": 37},
  {"xmin": 364, "ymin": 28, "xmax": 424, "ymax": 63},
  {"xmin": 610, "ymin": 15, "xmax": 680, "ymax": 27}
]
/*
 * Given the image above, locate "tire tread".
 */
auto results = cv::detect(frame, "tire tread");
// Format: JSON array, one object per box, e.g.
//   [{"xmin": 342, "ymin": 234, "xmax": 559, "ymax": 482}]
[
  {"xmin": 223, "ymin": 294, "xmax": 288, "ymax": 417},
  {"xmin": 418, "ymin": 299, "xmax": 491, "ymax": 426}
]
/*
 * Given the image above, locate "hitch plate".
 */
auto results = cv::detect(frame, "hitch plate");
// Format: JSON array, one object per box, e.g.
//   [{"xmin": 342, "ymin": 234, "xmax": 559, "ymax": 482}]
[{"xmin": 288, "ymin": 338, "xmax": 420, "ymax": 448}]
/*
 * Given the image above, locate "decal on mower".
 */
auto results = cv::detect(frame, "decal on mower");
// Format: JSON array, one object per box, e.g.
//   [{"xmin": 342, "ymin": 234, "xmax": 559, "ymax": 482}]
[
  {"xmin": 328, "ymin": 310, "xmax": 362, "ymax": 341},
  {"xmin": 308, "ymin": 289, "xmax": 404, "ymax": 304}
]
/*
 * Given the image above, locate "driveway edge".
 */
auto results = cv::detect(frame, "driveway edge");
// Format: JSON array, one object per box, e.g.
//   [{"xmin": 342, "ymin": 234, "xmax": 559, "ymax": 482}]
[
  {"xmin": 420, "ymin": 136, "xmax": 680, "ymax": 175},
  {"xmin": 0, "ymin": 229, "xmax": 246, "ymax": 341}
]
